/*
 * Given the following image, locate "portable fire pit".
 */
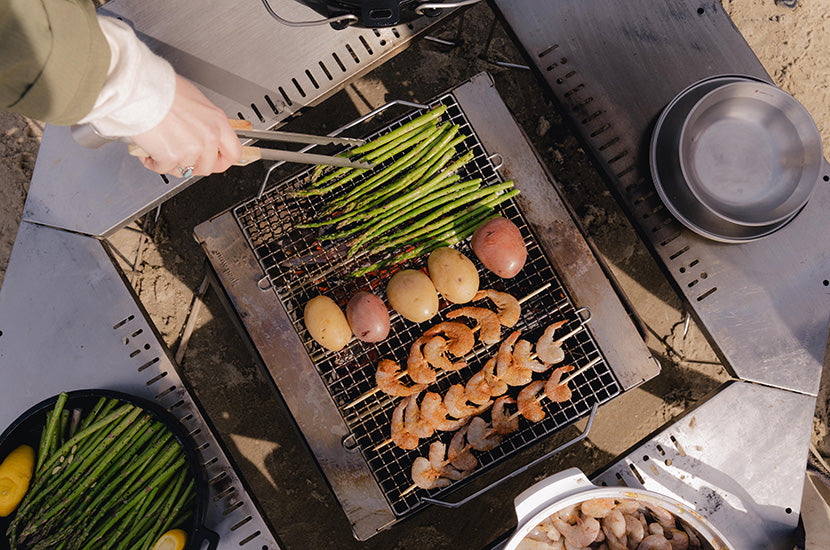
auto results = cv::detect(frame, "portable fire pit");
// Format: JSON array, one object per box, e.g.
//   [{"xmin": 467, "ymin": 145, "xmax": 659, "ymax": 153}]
[{"xmin": 195, "ymin": 73, "xmax": 658, "ymax": 538}]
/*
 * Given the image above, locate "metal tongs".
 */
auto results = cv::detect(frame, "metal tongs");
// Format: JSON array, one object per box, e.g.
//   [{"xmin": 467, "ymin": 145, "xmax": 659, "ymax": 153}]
[{"xmin": 70, "ymin": 119, "xmax": 375, "ymax": 170}]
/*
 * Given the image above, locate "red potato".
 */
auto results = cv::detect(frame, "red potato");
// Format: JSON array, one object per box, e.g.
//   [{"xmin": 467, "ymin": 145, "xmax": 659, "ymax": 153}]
[
  {"xmin": 470, "ymin": 216, "xmax": 527, "ymax": 278},
  {"xmin": 346, "ymin": 291, "xmax": 390, "ymax": 343}
]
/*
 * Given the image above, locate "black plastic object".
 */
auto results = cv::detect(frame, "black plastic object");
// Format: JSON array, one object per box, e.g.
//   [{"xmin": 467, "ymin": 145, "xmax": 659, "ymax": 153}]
[
  {"xmin": 298, "ymin": 0, "xmax": 438, "ymax": 28},
  {"xmin": 0, "ymin": 389, "xmax": 218, "ymax": 550}
]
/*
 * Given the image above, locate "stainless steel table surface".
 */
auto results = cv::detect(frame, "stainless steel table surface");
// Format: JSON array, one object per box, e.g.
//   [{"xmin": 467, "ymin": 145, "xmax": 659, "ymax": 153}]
[
  {"xmin": 0, "ymin": 221, "xmax": 281, "ymax": 549},
  {"xmin": 493, "ymin": 0, "xmax": 830, "ymax": 397}
]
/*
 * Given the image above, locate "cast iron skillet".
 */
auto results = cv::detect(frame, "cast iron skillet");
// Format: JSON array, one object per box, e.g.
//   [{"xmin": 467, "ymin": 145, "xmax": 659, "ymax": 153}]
[{"xmin": 0, "ymin": 389, "xmax": 218, "ymax": 550}]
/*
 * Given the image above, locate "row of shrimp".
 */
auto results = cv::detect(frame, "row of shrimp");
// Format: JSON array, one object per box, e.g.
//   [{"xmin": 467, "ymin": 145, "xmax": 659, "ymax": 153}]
[
  {"xmin": 395, "ymin": 323, "xmax": 578, "ymax": 453},
  {"xmin": 518, "ymin": 497, "xmax": 703, "ymax": 550},
  {"xmin": 403, "ymin": 325, "xmax": 581, "ymax": 490},
  {"xmin": 376, "ymin": 288, "xmax": 573, "ymax": 399}
]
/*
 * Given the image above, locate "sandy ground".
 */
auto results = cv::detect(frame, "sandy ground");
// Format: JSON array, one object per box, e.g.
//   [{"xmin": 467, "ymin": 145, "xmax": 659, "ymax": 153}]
[{"xmin": 0, "ymin": 1, "xmax": 828, "ymax": 548}]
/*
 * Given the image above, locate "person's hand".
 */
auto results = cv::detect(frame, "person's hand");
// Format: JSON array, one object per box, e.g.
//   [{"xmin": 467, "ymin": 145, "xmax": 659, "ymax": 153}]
[{"xmin": 130, "ymin": 75, "xmax": 242, "ymax": 177}]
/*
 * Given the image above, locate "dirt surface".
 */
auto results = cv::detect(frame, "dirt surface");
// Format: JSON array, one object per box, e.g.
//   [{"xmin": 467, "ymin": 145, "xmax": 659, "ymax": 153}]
[{"xmin": 1, "ymin": 1, "xmax": 828, "ymax": 548}]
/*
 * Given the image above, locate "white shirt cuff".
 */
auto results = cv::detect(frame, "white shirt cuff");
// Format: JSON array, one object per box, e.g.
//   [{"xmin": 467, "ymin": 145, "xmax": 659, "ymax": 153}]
[{"xmin": 78, "ymin": 16, "xmax": 176, "ymax": 137}]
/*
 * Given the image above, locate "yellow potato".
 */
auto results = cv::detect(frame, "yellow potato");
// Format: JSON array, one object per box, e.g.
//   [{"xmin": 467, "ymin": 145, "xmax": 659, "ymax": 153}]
[
  {"xmin": 304, "ymin": 295, "xmax": 352, "ymax": 351},
  {"xmin": 387, "ymin": 269, "xmax": 439, "ymax": 323},
  {"xmin": 427, "ymin": 247, "xmax": 480, "ymax": 304}
]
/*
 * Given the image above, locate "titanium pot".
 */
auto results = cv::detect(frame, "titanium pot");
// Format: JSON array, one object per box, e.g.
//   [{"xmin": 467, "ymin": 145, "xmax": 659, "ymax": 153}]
[
  {"xmin": 0, "ymin": 389, "xmax": 218, "ymax": 550},
  {"xmin": 504, "ymin": 468, "xmax": 733, "ymax": 550}
]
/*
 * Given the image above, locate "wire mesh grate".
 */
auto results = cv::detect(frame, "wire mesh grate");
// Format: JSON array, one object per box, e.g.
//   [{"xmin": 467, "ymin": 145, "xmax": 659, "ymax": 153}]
[{"xmin": 232, "ymin": 94, "xmax": 622, "ymax": 518}]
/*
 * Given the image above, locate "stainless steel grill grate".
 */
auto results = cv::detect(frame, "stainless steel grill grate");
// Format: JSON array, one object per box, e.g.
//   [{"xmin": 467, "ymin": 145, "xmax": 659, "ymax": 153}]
[{"xmin": 231, "ymin": 94, "xmax": 621, "ymax": 518}]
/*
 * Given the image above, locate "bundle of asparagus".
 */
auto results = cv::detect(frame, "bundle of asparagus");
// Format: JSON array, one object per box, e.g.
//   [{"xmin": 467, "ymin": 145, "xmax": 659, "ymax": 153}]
[
  {"xmin": 295, "ymin": 105, "xmax": 519, "ymax": 277},
  {"xmin": 6, "ymin": 393, "xmax": 194, "ymax": 550}
]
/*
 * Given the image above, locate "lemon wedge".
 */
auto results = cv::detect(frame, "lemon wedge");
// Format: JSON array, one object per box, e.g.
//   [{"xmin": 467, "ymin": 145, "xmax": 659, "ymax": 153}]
[
  {"xmin": 152, "ymin": 528, "xmax": 187, "ymax": 550},
  {"xmin": 0, "ymin": 444, "xmax": 35, "ymax": 517}
]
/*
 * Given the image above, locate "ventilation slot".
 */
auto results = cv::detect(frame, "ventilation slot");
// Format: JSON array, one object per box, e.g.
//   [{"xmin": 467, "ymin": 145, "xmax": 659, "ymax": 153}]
[
  {"xmin": 222, "ymin": 501, "xmax": 244, "ymax": 516},
  {"xmin": 264, "ymin": 95, "xmax": 280, "ymax": 115},
  {"xmin": 291, "ymin": 78, "xmax": 306, "ymax": 98},
  {"xmin": 359, "ymin": 35, "xmax": 374, "ymax": 55},
  {"xmin": 669, "ymin": 246, "xmax": 690, "ymax": 260},
  {"xmin": 565, "ymin": 83, "xmax": 585, "ymax": 98},
  {"xmin": 332, "ymin": 52, "xmax": 347, "ymax": 72},
  {"xmin": 538, "ymin": 43, "xmax": 559, "ymax": 58},
  {"xmin": 345, "ymin": 44, "xmax": 360, "ymax": 64},
  {"xmin": 305, "ymin": 70, "xmax": 319, "ymax": 90},
  {"xmin": 318, "ymin": 61, "xmax": 333, "ymax": 81},
  {"xmin": 239, "ymin": 531, "xmax": 261, "ymax": 545},
  {"xmin": 251, "ymin": 103, "xmax": 265, "ymax": 122},
  {"xmin": 146, "ymin": 371, "xmax": 168, "ymax": 385},
  {"xmin": 231, "ymin": 516, "xmax": 254, "ymax": 531},
  {"xmin": 113, "ymin": 315, "xmax": 135, "ymax": 329},
  {"xmin": 628, "ymin": 463, "xmax": 645, "ymax": 484},
  {"xmin": 696, "ymin": 287, "xmax": 717, "ymax": 301},
  {"xmin": 137, "ymin": 357, "xmax": 160, "ymax": 372}
]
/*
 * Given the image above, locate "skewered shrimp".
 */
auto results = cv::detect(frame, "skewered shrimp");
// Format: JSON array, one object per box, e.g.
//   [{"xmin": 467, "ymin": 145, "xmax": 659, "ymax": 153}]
[
  {"xmin": 444, "ymin": 384, "xmax": 490, "ymax": 419},
  {"xmin": 467, "ymin": 416, "xmax": 502, "ymax": 451},
  {"xmin": 492, "ymin": 396, "xmax": 520, "ymax": 435},
  {"xmin": 411, "ymin": 457, "xmax": 451, "ymax": 490},
  {"xmin": 465, "ymin": 366, "xmax": 494, "ymax": 406},
  {"xmin": 423, "ymin": 321, "xmax": 475, "ymax": 357},
  {"xmin": 376, "ymin": 359, "xmax": 426, "ymax": 397},
  {"xmin": 407, "ymin": 336, "xmax": 438, "ymax": 384},
  {"xmin": 513, "ymin": 339, "xmax": 550, "ymax": 373},
  {"xmin": 391, "ymin": 395, "xmax": 420, "ymax": 450},
  {"xmin": 498, "ymin": 330, "xmax": 533, "ymax": 387},
  {"xmin": 420, "ymin": 392, "xmax": 468, "ymax": 431},
  {"xmin": 536, "ymin": 320, "xmax": 568, "ymax": 364},
  {"xmin": 447, "ymin": 306, "xmax": 501, "ymax": 345},
  {"xmin": 424, "ymin": 336, "xmax": 466, "ymax": 372},
  {"xmin": 404, "ymin": 391, "xmax": 434, "ymax": 439},
  {"xmin": 518, "ymin": 380, "xmax": 547, "ymax": 422},
  {"xmin": 545, "ymin": 365, "xmax": 575, "ymax": 403},
  {"xmin": 448, "ymin": 425, "xmax": 477, "ymax": 471},
  {"xmin": 474, "ymin": 289, "xmax": 521, "ymax": 327}
]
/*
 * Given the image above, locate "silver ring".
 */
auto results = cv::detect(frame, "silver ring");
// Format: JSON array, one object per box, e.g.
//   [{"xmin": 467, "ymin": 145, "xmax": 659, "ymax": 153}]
[{"xmin": 177, "ymin": 165, "xmax": 195, "ymax": 178}]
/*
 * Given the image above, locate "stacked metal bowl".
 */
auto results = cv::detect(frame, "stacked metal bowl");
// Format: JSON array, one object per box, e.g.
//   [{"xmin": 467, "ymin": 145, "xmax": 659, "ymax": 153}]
[{"xmin": 650, "ymin": 75, "xmax": 823, "ymax": 243}]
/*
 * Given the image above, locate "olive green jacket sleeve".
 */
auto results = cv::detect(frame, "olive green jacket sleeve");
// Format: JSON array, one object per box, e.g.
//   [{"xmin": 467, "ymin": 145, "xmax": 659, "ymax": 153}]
[{"xmin": 0, "ymin": 0, "xmax": 111, "ymax": 125}]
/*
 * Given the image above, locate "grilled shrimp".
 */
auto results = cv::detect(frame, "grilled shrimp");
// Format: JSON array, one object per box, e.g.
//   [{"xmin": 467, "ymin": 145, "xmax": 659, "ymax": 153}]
[
  {"xmin": 474, "ymin": 289, "xmax": 521, "ymax": 327},
  {"xmin": 498, "ymin": 330, "xmax": 533, "ymax": 387},
  {"xmin": 447, "ymin": 306, "xmax": 501, "ymax": 345},
  {"xmin": 407, "ymin": 336, "xmax": 438, "ymax": 384},
  {"xmin": 448, "ymin": 425, "xmax": 478, "ymax": 471},
  {"xmin": 545, "ymin": 365, "xmax": 575, "ymax": 403},
  {"xmin": 467, "ymin": 416, "xmax": 502, "ymax": 451},
  {"xmin": 444, "ymin": 383, "xmax": 490, "ymax": 419},
  {"xmin": 492, "ymin": 396, "xmax": 520, "ymax": 435},
  {"xmin": 424, "ymin": 336, "xmax": 466, "ymax": 372},
  {"xmin": 518, "ymin": 380, "xmax": 546, "ymax": 422},
  {"xmin": 376, "ymin": 359, "xmax": 426, "ymax": 397},
  {"xmin": 465, "ymin": 366, "xmax": 494, "ymax": 406},
  {"xmin": 581, "ymin": 498, "xmax": 617, "ymax": 518},
  {"xmin": 411, "ymin": 457, "xmax": 450, "ymax": 490},
  {"xmin": 391, "ymin": 395, "xmax": 420, "ymax": 450},
  {"xmin": 536, "ymin": 320, "xmax": 568, "ymax": 364},
  {"xmin": 423, "ymin": 321, "xmax": 475, "ymax": 357},
  {"xmin": 420, "ymin": 392, "xmax": 468, "ymax": 432},
  {"xmin": 404, "ymin": 392, "xmax": 434, "ymax": 439},
  {"xmin": 513, "ymin": 339, "xmax": 550, "ymax": 373}
]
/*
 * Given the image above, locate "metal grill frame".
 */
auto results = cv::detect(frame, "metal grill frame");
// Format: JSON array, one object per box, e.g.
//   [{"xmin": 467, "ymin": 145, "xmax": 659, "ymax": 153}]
[{"xmin": 230, "ymin": 93, "xmax": 622, "ymax": 517}]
